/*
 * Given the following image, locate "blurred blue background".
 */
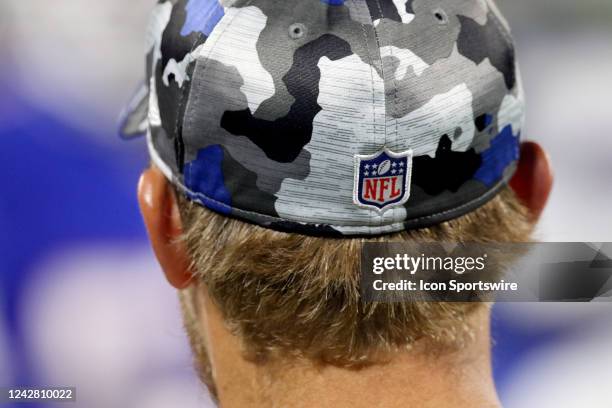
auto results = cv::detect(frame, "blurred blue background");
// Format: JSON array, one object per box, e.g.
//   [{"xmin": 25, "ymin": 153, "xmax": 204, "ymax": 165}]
[{"xmin": 1, "ymin": 1, "xmax": 612, "ymax": 407}]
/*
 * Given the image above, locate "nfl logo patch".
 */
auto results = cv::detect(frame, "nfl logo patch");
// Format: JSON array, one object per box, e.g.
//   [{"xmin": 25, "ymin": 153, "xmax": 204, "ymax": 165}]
[{"xmin": 353, "ymin": 148, "xmax": 413, "ymax": 212}]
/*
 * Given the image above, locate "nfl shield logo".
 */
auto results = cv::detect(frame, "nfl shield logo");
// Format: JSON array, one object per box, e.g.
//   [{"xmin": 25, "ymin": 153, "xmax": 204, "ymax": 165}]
[{"xmin": 353, "ymin": 148, "xmax": 413, "ymax": 212}]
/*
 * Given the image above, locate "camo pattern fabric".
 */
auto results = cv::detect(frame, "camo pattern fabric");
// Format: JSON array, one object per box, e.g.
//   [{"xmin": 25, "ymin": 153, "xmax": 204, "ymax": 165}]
[{"xmin": 121, "ymin": 0, "xmax": 525, "ymax": 236}]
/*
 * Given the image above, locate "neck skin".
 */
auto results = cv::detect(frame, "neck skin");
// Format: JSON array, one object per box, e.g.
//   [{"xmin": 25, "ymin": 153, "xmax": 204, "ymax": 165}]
[{"xmin": 198, "ymin": 292, "xmax": 500, "ymax": 408}]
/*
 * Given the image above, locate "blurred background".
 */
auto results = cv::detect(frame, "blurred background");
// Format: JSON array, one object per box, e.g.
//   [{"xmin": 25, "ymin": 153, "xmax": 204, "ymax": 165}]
[{"xmin": 1, "ymin": 0, "xmax": 611, "ymax": 407}]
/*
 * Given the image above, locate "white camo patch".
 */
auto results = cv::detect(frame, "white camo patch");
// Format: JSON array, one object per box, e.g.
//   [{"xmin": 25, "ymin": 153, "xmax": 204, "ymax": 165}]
[
  {"xmin": 163, "ymin": 53, "xmax": 198, "ymax": 88},
  {"xmin": 146, "ymin": 2, "xmax": 172, "ymax": 59},
  {"xmin": 392, "ymin": 0, "xmax": 416, "ymax": 24},
  {"xmin": 497, "ymin": 94, "xmax": 524, "ymax": 135},
  {"xmin": 146, "ymin": 2, "xmax": 171, "ymax": 128},
  {"xmin": 497, "ymin": 75, "xmax": 525, "ymax": 135},
  {"xmin": 194, "ymin": 6, "xmax": 275, "ymax": 114},
  {"xmin": 392, "ymin": 83, "xmax": 476, "ymax": 157},
  {"xmin": 372, "ymin": 2, "xmax": 414, "ymax": 27}
]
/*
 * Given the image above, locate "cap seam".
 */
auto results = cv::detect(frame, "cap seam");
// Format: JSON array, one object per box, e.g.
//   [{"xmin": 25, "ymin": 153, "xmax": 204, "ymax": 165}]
[
  {"xmin": 351, "ymin": 0, "xmax": 381, "ymax": 234},
  {"xmin": 174, "ymin": 31, "xmax": 208, "ymax": 172},
  {"xmin": 371, "ymin": 0, "xmax": 388, "ymax": 147},
  {"xmin": 370, "ymin": 0, "xmax": 392, "ymax": 230}
]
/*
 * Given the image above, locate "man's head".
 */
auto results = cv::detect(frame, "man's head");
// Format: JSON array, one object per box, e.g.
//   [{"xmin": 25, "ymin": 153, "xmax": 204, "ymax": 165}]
[{"xmin": 125, "ymin": 0, "xmax": 553, "ymax": 404}]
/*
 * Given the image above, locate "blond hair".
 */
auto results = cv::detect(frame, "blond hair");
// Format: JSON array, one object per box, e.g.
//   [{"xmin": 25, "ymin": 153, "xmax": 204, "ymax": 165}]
[{"xmin": 178, "ymin": 188, "xmax": 532, "ymax": 367}]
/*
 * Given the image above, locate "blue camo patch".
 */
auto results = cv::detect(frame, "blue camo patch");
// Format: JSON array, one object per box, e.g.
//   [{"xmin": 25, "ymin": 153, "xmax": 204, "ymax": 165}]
[
  {"xmin": 184, "ymin": 145, "xmax": 232, "ymax": 214},
  {"xmin": 321, "ymin": 0, "xmax": 345, "ymax": 5},
  {"xmin": 483, "ymin": 114, "xmax": 493, "ymax": 128},
  {"xmin": 181, "ymin": 0, "xmax": 225, "ymax": 37},
  {"xmin": 474, "ymin": 125, "xmax": 520, "ymax": 187}
]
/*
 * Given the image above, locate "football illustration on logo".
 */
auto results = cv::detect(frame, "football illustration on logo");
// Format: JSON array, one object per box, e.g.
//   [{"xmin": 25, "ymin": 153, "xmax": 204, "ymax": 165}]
[{"xmin": 378, "ymin": 159, "xmax": 391, "ymax": 176}]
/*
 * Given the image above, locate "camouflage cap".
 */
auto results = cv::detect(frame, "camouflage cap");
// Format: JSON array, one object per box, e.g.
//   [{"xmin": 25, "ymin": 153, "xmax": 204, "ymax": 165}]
[{"xmin": 120, "ymin": 0, "xmax": 525, "ymax": 236}]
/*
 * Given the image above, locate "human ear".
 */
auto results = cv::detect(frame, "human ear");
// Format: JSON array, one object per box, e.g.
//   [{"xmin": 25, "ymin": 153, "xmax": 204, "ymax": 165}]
[
  {"xmin": 510, "ymin": 141, "xmax": 554, "ymax": 220},
  {"xmin": 138, "ymin": 166, "xmax": 194, "ymax": 289}
]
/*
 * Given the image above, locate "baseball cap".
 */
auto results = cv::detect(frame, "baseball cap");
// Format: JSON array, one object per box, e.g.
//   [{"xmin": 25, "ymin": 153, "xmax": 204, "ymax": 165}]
[{"xmin": 119, "ymin": 0, "xmax": 525, "ymax": 236}]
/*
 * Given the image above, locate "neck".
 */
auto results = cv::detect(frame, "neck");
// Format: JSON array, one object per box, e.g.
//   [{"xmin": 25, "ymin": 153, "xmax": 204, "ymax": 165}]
[{"xmin": 201, "ymin": 295, "xmax": 499, "ymax": 408}]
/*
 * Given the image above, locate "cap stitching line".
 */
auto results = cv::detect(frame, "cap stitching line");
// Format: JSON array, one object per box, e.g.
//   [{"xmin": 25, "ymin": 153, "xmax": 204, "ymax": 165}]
[
  {"xmin": 372, "ymin": 0, "xmax": 387, "ymax": 150},
  {"xmin": 352, "ymin": 0, "xmax": 378, "ymax": 234},
  {"xmin": 174, "ymin": 31, "xmax": 207, "ymax": 171},
  {"xmin": 383, "ymin": 0, "xmax": 402, "ymax": 225},
  {"xmin": 371, "ymin": 0, "xmax": 392, "ymax": 230}
]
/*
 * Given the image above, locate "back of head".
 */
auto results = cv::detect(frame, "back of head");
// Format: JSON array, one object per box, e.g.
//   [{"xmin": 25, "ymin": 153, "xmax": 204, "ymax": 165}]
[{"xmin": 177, "ymin": 188, "xmax": 532, "ymax": 366}]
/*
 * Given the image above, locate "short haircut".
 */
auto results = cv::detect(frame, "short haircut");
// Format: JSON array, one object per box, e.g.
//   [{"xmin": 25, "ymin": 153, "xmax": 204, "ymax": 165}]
[{"xmin": 177, "ymin": 187, "xmax": 532, "ymax": 367}]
